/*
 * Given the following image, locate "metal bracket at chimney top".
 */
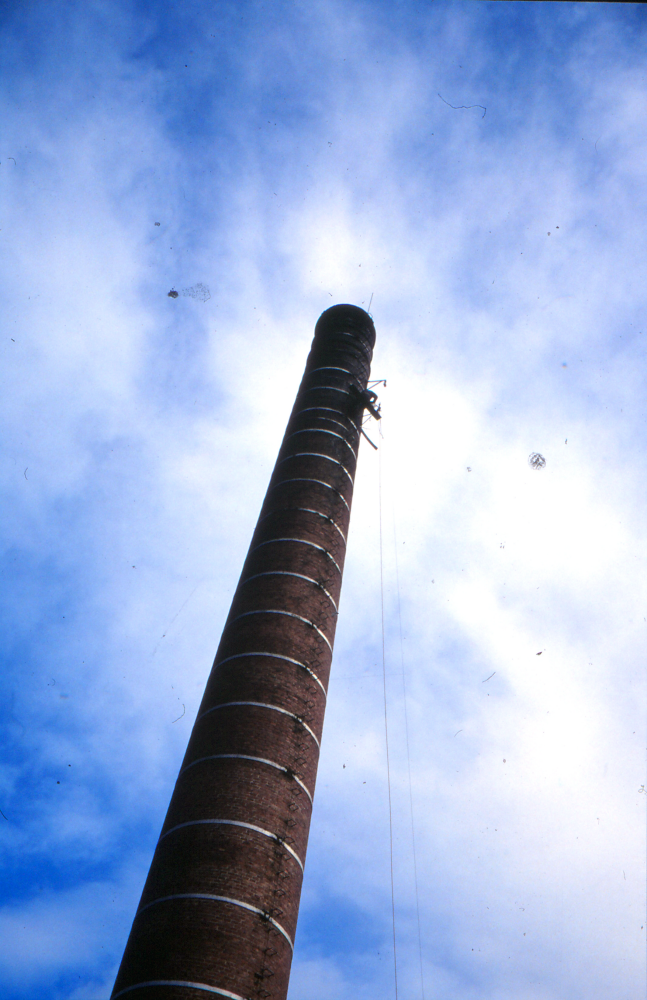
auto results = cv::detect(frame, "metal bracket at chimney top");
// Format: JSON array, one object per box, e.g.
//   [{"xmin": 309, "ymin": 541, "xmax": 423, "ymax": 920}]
[
  {"xmin": 349, "ymin": 380, "xmax": 385, "ymax": 450},
  {"xmin": 349, "ymin": 382, "xmax": 382, "ymax": 420}
]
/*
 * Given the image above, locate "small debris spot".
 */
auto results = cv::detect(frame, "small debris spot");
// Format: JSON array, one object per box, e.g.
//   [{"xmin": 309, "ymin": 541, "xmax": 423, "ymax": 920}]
[
  {"xmin": 154, "ymin": 222, "xmax": 161, "ymax": 226},
  {"xmin": 182, "ymin": 282, "xmax": 210, "ymax": 302},
  {"xmin": 168, "ymin": 289, "xmax": 179, "ymax": 298},
  {"xmin": 528, "ymin": 452, "xmax": 546, "ymax": 470}
]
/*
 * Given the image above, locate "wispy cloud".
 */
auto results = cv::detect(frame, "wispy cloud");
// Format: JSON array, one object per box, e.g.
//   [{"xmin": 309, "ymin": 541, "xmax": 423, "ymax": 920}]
[{"xmin": 1, "ymin": 2, "xmax": 645, "ymax": 998}]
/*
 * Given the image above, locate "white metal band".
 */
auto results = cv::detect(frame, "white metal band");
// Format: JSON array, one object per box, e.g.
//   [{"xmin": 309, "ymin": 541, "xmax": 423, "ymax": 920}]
[
  {"xmin": 242, "ymin": 571, "xmax": 338, "ymax": 611},
  {"xmin": 136, "ymin": 894, "xmax": 294, "ymax": 950},
  {"xmin": 298, "ymin": 385, "xmax": 352, "ymax": 398},
  {"xmin": 181, "ymin": 754, "xmax": 313, "ymax": 804},
  {"xmin": 285, "ymin": 428, "xmax": 357, "ymax": 460},
  {"xmin": 158, "ymin": 818, "xmax": 305, "ymax": 871},
  {"xmin": 297, "ymin": 406, "xmax": 360, "ymax": 433},
  {"xmin": 113, "ymin": 981, "xmax": 247, "ymax": 999},
  {"xmin": 257, "ymin": 507, "xmax": 347, "ymax": 544},
  {"xmin": 289, "ymin": 508, "xmax": 346, "ymax": 542},
  {"xmin": 230, "ymin": 609, "xmax": 333, "ymax": 654},
  {"xmin": 268, "ymin": 478, "xmax": 350, "ymax": 511},
  {"xmin": 307, "ymin": 366, "xmax": 353, "ymax": 375},
  {"xmin": 199, "ymin": 700, "xmax": 320, "ymax": 748},
  {"xmin": 335, "ymin": 329, "xmax": 373, "ymax": 349},
  {"xmin": 278, "ymin": 452, "xmax": 353, "ymax": 484},
  {"xmin": 299, "ymin": 413, "xmax": 357, "ymax": 435},
  {"xmin": 213, "ymin": 652, "xmax": 326, "ymax": 697},
  {"xmin": 249, "ymin": 536, "xmax": 342, "ymax": 574}
]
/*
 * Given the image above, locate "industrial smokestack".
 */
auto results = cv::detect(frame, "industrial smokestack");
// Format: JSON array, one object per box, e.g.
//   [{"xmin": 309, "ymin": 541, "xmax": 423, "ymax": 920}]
[{"xmin": 112, "ymin": 304, "xmax": 377, "ymax": 1000}]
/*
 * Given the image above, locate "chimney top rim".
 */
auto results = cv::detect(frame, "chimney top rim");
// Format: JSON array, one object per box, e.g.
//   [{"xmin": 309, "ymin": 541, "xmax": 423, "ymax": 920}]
[{"xmin": 314, "ymin": 304, "xmax": 376, "ymax": 350}]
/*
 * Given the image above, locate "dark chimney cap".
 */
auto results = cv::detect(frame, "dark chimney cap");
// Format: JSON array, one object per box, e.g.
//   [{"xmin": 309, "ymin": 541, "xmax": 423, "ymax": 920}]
[{"xmin": 314, "ymin": 304, "xmax": 376, "ymax": 351}]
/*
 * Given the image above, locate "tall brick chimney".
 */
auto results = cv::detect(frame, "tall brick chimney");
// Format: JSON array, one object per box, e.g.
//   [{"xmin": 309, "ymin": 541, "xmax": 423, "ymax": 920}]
[{"xmin": 112, "ymin": 304, "xmax": 377, "ymax": 1000}]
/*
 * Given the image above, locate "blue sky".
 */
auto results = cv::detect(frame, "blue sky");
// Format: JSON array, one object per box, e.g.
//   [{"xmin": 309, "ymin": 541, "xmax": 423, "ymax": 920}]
[{"xmin": 1, "ymin": 2, "xmax": 645, "ymax": 998}]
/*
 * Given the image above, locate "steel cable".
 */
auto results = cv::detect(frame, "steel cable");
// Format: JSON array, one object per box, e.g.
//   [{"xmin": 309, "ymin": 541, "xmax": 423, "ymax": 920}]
[
  {"xmin": 393, "ymin": 512, "xmax": 426, "ymax": 1000},
  {"xmin": 378, "ymin": 418, "xmax": 398, "ymax": 1000}
]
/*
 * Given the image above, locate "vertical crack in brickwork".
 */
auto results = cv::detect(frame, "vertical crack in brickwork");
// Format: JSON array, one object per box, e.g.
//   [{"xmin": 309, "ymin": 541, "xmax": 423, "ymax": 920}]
[{"xmin": 112, "ymin": 305, "xmax": 376, "ymax": 1000}]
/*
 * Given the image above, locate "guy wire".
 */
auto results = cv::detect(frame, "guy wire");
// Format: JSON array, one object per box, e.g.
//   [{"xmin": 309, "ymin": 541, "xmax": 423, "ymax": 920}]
[
  {"xmin": 393, "ymin": 510, "xmax": 426, "ymax": 1000},
  {"xmin": 378, "ymin": 417, "xmax": 398, "ymax": 1000}
]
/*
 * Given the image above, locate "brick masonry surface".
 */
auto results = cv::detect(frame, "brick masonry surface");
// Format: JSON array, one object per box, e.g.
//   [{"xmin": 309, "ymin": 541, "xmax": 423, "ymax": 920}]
[{"xmin": 112, "ymin": 305, "xmax": 376, "ymax": 1000}]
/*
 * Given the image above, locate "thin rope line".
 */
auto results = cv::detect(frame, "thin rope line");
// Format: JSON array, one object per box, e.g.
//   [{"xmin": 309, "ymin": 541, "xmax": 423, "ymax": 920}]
[
  {"xmin": 378, "ymin": 418, "xmax": 398, "ymax": 1000},
  {"xmin": 393, "ymin": 510, "xmax": 426, "ymax": 1000}
]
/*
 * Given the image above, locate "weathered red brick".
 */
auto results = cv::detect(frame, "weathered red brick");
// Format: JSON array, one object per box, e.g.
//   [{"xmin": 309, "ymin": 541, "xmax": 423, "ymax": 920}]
[{"xmin": 112, "ymin": 305, "xmax": 376, "ymax": 1000}]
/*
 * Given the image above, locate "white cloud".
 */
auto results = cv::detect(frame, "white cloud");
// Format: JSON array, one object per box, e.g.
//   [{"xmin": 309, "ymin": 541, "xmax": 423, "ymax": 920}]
[
  {"xmin": 0, "ymin": 864, "xmax": 141, "ymax": 988},
  {"xmin": 1, "ymin": 2, "xmax": 645, "ymax": 998}
]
